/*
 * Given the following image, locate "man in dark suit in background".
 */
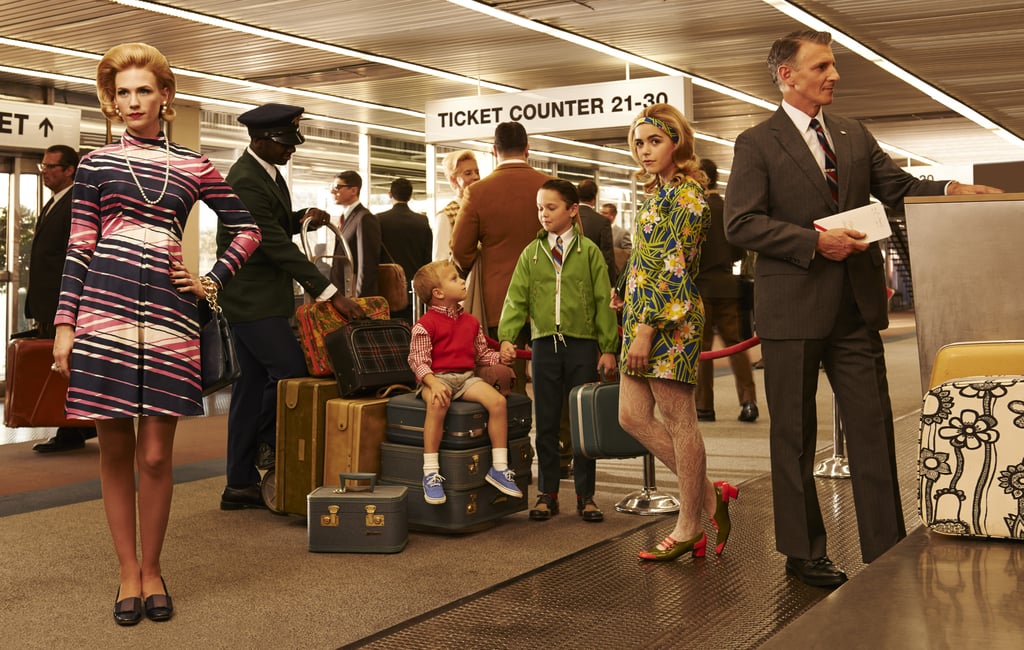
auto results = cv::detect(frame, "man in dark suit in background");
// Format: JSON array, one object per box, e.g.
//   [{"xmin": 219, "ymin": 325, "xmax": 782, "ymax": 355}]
[
  {"xmin": 377, "ymin": 177, "xmax": 432, "ymax": 324},
  {"xmin": 331, "ymin": 170, "xmax": 380, "ymax": 298},
  {"xmin": 27, "ymin": 144, "xmax": 96, "ymax": 453},
  {"xmin": 695, "ymin": 158, "xmax": 758, "ymax": 425},
  {"xmin": 576, "ymin": 179, "xmax": 616, "ymax": 285},
  {"xmin": 725, "ymin": 30, "xmax": 1001, "ymax": 587},
  {"xmin": 218, "ymin": 103, "xmax": 363, "ymax": 510}
]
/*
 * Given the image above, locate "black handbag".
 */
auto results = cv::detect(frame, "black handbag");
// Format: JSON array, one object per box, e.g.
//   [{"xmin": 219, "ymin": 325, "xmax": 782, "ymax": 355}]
[{"xmin": 199, "ymin": 280, "xmax": 241, "ymax": 396}]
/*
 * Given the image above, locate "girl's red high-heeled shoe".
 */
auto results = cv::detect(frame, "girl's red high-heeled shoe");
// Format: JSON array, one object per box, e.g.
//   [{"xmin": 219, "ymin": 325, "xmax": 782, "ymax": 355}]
[
  {"xmin": 711, "ymin": 481, "xmax": 739, "ymax": 555},
  {"xmin": 637, "ymin": 531, "xmax": 707, "ymax": 561}
]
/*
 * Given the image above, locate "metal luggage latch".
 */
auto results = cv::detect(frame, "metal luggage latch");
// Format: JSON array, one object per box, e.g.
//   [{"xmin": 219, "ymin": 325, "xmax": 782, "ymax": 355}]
[
  {"xmin": 365, "ymin": 504, "xmax": 385, "ymax": 527},
  {"xmin": 320, "ymin": 505, "xmax": 340, "ymax": 527}
]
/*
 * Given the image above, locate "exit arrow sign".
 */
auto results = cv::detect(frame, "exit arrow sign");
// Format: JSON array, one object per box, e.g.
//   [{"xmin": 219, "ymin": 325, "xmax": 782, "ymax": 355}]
[{"xmin": 0, "ymin": 100, "xmax": 81, "ymax": 151}]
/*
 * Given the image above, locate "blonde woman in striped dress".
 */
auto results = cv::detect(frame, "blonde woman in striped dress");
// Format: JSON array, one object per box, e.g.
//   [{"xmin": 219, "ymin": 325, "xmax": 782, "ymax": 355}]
[{"xmin": 52, "ymin": 43, "xmax": 261, "ymax": 626}]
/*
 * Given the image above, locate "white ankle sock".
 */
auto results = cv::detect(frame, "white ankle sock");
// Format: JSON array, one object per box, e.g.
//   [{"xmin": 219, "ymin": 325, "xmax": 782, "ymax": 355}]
[
  {"xmin": 423, "ymin": 453, "xmax": 439, "ymax": 476},
  {"xmin": 492, "ymin": 447, "xmax": 508, "ymax": 471}
]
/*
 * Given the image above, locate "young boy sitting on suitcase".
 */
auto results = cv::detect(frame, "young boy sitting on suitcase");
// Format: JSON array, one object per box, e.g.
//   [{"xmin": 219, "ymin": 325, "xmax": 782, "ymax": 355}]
[
  {"xmin": 498, "ymin": 179, "xmax": 619, "ymax": 522},
  {"xmin": 408, "ymin": 261, "xmax": 523, "ymax": 504}
]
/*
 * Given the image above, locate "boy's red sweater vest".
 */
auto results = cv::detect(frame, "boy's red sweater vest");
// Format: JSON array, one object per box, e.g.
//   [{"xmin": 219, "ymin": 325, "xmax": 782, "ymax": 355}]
[{"xmin": 417, "ymin": 310, "xmax": 480, "ymax": 373}]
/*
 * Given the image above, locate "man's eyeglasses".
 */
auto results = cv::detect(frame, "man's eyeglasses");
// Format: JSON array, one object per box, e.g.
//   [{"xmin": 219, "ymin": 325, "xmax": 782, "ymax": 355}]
[
  {"xmin": 330, "ymin": 184, "xmax": 352, "ymax": 191},
  {"xmin": 38, "ymin": 163, "xmax": 68, "ymax": 171}
]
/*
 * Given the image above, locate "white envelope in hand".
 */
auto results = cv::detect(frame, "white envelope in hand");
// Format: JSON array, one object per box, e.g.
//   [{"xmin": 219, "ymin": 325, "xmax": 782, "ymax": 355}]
[{"xmin": 813, "ymin": 202, "xmax": 892, "ymax": 242}]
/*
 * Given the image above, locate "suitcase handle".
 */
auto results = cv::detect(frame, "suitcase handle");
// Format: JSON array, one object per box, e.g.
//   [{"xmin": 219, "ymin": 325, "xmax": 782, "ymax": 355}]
[
  {"xmin": 300, "ymin": 218, "xmax": 354, "ymax": 298},
  {"xmin": 339, "ymin": 472, "xmax": 377, "ymax": 492}
]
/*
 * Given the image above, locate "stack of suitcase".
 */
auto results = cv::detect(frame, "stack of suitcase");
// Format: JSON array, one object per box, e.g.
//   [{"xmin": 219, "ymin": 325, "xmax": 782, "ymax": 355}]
[
  {"xmin": 379, "ymin": 391, "xmax": 535, "ymax": 532},
  {"xmin": 271, "ymin": 379, "xmax": 408, "ymax": 516}
]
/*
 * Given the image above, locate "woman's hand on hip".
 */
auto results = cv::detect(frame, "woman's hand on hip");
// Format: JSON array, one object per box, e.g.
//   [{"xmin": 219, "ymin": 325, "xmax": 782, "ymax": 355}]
[{"xmin": 171, "ymin": 262, "xmax": 205, "ymax": 298}]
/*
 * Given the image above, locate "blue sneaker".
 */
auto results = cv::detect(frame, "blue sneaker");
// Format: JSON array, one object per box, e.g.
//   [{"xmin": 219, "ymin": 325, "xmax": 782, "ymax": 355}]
[
  {"xmin": 486, "ymin": 467, "xmax": 523, "ymax": 498},
  {"xmin": 423, "ymin": 472, "xmax": 446, "ymax": 504}
]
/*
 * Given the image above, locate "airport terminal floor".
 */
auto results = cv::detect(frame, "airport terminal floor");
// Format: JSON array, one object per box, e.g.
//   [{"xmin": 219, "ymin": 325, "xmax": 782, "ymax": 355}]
[{"xmin": 1, "ymin": 312, "xmax": 1020, "ymax": 649}]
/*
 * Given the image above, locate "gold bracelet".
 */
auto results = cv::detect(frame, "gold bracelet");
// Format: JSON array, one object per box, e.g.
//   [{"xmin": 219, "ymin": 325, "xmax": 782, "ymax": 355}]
[{"xmin": 198, "ymin": 276, "xmax": 218, "ymax": 300}]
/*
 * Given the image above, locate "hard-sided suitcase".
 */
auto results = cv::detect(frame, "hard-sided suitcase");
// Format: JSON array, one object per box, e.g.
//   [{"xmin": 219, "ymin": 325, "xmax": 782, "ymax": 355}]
[
  {"xmin": 379, "ymin": 436, "xmax": 534, "ymax": 491},
  {"xmin": 929, "ymin": 340, "xmax": 1024, "ymax": 388},
  {"xmin": 273, "ymin": 377, "xmax": 339, "ymax": 516},
  {"xmin": 385, "ymin": 392, "xmax": 532, "ymax": 449},
  {"xmin": 308, "ymin": 473, "xmax": 408, "ymax": 553},
  {"xmin": 322, "ymin": 393, "xmax": 394, "ymax": 485},
  {"xmin": 395, "ymin": 474, "xmax": 530, "ymax": 533},
  {"xmin": 919, "ymin": 375, "xmax": 1024, "ymax": 539},
  {"xmin": 569, "ymin": 381, "xmax": 648, "ymax": 459},
  {"xmin": 295, "ymin": 297, "xmax": 391, "ymax": 377},
  {"xmin": 4, "ymin": 337, "xmax": 93, "ymax": 428},
  {"xmin": 324, "ymin": 319, "xmax": 416, "ymax": 397}
]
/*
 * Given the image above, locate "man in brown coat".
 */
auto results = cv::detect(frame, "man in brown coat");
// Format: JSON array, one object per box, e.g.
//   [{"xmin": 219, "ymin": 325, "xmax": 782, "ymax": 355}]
[{"xmin": 451, "ymin": 121, "xmax": 553, "ymax": 335}]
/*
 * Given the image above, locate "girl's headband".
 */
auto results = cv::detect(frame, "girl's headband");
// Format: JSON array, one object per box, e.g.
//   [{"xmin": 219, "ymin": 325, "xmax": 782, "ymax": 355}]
[{"xmin": 632, "ymin": 116, "xmax": 679, "ymax": 143}]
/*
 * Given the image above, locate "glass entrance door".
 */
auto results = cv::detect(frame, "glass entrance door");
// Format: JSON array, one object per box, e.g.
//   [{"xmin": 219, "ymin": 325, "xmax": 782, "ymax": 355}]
[{"xmin": 1, "ymin": 155, "xmax": 42, "ymax": 381}]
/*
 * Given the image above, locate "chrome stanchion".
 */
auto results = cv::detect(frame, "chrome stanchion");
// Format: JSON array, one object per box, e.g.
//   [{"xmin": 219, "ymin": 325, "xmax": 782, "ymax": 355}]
[
  {"xmin": 814, "ymin": 395, "xmax": 850, "ymax": 479},
  {"xmin": 615, "ymin": 453, "xmax": 680, "ymax": 515}
]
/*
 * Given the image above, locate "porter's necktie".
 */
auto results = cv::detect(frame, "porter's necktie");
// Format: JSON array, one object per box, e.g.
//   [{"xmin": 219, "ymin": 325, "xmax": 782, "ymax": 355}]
[{"xmin": 810, "ymin": 117, "xmax": 839, "ymax": 204}]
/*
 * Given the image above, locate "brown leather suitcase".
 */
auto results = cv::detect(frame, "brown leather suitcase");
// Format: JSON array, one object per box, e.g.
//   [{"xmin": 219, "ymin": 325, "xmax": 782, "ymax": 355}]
[
  {"xmin": 4, "ymin": 337, "xmax": 93, "ymax": 428},
  {"xmin": 322, "ymin": 395, "xmax": 390, "ymax": 485},
  {"xmin": 273, "ymin": 377, "xmax": 339, "ymax": 516}
]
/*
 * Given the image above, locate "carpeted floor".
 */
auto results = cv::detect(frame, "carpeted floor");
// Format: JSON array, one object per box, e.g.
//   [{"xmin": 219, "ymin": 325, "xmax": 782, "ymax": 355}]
[{"xmin": 0, "ymin": 467, "xmax": 660, "ymax": 649}]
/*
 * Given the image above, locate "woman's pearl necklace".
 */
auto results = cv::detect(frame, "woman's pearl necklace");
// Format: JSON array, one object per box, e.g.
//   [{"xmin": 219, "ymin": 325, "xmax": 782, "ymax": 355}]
[{"xmin": 122, "ymin": 130, "xmax": 170, "ymax": 205}]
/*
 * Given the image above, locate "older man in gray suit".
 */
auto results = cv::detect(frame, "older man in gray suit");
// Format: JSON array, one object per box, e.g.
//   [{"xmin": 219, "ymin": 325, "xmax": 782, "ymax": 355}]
[{"xmin": 725, "ymin": 29, "xmax": 1001, "ymax": 588}]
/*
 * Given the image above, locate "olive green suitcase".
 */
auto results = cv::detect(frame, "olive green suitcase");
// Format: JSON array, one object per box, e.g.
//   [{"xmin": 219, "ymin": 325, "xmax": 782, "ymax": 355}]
[{"xmin": 273, "ymin": 377, "xmax": 339, "ymax": 516}]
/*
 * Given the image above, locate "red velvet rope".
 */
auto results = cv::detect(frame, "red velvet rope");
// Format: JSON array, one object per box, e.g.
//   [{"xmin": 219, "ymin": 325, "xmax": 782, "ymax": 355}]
[
  {"xmin": 698, "ymin": 335, "xmax": 760, "ymax": 360},
  {"xmin": 485, "ymin": 334, "xmax": 760, "ymax": 361}
]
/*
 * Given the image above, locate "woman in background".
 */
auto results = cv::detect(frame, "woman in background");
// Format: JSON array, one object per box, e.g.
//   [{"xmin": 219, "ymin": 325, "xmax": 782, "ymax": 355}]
[
  {"xmin": 52, "ymin": 43, "xmax": 261, "ymax": 625},
  {"xmin": 612, "ymin": 103, "xmax": 738, "ymax": 561},
  {"xmin": 433, "ymin": 150, "xmax": 480, "ymax": 260}
]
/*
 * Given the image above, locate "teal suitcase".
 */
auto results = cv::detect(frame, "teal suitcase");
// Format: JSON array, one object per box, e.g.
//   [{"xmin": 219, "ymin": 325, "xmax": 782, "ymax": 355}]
[{"xmin": 569, "ymin": 381, "xmax": 648, "ymax": 459}]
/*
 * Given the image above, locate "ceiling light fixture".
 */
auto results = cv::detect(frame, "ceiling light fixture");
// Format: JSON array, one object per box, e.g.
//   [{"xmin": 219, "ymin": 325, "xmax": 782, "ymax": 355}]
[{"xmin": 111, "ymin": 0, "xmax": 518, "ymax": 93}]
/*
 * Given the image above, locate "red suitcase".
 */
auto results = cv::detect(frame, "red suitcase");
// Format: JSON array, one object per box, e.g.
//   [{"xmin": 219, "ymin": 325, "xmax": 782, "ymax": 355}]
[{"xmin": 4, "ymin": 337, "xmax": 93, "ymax": 428}]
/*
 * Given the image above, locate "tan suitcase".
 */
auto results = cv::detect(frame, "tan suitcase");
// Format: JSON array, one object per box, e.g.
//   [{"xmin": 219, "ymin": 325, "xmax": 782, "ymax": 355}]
[
  {"xmin": 929, "ymin": 340, "xmax": 1024, "ymax": 388},
  {"xmin": 273, "ymin": 378, "xmax": 339, "ymax": 516},
  {"xmin": 323, "ymin": 396, "xmax": 390, "ymax": 486}
]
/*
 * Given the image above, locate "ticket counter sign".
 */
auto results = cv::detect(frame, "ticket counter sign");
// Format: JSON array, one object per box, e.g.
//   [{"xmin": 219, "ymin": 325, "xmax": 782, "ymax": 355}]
[
  {"xmin": 425, "ymin": 76, "xmax": 691, "ymax": 143},
  {"xmin": 0, "ymin": 100, "xmax": 81, "ymax": 152}
]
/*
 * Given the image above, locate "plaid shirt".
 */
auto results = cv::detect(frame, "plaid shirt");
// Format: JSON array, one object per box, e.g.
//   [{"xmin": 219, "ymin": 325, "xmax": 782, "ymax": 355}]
[{"xmin": 408, "ymin": 304, "xmax": 500, "ymax": 383}]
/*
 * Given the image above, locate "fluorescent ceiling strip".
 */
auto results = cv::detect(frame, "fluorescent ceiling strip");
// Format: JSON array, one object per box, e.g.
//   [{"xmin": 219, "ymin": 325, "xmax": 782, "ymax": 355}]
[
  {"xmin": 761, "ymin": 0, "xmax": 1024, "ymax": 149},
  {"xmin": 111, "ymin": 0, "xmax": 517, "ymax": 93},
  {"xmin": 445, "ymin": 0, "xmax": 776, "ymax": 111},
  {"xmin": 0, "ymin": 65, "xmax": 418, "ymax": 137},
  {"xmin": 0, "ymin": 36, "xmax": 420, "ymax": 119}
]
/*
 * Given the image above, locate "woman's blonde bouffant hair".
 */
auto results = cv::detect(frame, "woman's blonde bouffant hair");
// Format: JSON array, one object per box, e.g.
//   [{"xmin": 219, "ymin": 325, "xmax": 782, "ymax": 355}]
[
  {"xmin": 441, "ymin": 150, "xmax": 478, "ymax": 193},
  {"xmin": 96, "ymin": 43, "xmax": 177, "ymax": 123},
  {"xmin": 628, "ymin": 103, "xmax": 706, "ymax": 194}
]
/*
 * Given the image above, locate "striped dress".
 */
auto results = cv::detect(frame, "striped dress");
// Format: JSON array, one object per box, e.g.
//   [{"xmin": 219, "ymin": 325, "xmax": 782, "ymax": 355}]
[{"xmin": 54, "ymin": 131, "xmax": 262, "ymax": 419}]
